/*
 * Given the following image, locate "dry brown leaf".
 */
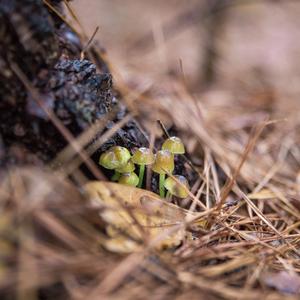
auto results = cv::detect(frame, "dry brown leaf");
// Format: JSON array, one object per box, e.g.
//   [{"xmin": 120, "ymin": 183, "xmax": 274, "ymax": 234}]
[{"xmin": 84, "ymin": 181, "xmax": 199, "ymax": 252}]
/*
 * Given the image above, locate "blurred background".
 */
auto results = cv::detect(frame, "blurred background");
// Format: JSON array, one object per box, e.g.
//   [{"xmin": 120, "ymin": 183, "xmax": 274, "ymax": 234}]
[{"xmin": 73, "ymin": 0, "xmax": 300, "ymax": 96}]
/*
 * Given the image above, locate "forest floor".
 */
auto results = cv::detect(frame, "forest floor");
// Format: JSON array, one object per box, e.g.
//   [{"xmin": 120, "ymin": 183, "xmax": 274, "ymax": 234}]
[{"xmin": 1, "ymin": 1, "xmax": 300, "ymax": 299}]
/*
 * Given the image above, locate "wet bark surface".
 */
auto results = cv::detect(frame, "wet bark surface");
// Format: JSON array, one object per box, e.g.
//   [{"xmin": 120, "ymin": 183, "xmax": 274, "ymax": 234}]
[{"xmin": 0, "ymin": 0, "xmax": 148, "ymax": 173}]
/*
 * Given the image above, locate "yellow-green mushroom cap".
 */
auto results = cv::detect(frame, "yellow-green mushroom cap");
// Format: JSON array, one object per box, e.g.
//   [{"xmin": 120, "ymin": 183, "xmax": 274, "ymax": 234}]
[
  {"xmin": 99, "ymin": 146, "xmax": 131, "ymax": 170},
  {"xmin": 162, "ymin": 136, "xmax": 185, "ymax": 154},
  {"xmin": 164, "ymin": 175, "xmax": 190, "ymax": 198},
  {"xmin": 118, "ymin": 172, "xmax": 139, "ymax": 186},
  {"xmin": 115, "ymin": 160, "xmax": 135, "ymax": 173},
  {"xmin": 151, "ymin": 150, "xmax": 174, "ymax": 174},
  {"xmin": 131, "ymin": 147, "xmax": 155, "ymax": 165}
]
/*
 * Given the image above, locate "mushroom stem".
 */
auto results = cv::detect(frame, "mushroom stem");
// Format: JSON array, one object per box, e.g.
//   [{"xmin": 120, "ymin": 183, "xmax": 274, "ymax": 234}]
[
  {"xmin": 111, "ymin": 171, "xmax": 120, "ymax": 181},
  {"xmin": 137, "ymin": 164, "xmax": 145, "ymax": 188},
  {"xmin": 159, "ymin": 173, "xmax": 165, "ymax": 198}
]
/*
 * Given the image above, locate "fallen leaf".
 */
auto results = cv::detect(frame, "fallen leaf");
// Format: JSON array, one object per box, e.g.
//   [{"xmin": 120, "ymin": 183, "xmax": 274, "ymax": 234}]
[{"xmin": 84, "ymin": 181, "xmax": 199, "ymax": 252}]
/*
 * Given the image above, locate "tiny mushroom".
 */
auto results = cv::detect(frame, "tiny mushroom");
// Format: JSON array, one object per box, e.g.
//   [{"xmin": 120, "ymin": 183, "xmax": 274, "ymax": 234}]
[
  {"xmin": 115, "ymin": 159, "xmax": 135, "ymax": 173},
  {"xmin": 131, "ymin": 147, "xmax": 155, "ymax": 188},
  {"xmin": 152, "ymin": 150, "xmax": 175, "ymax": 198},
  {"xmin": 99, "ymin": 146, "xmax": 131, "ymax": 169},
  {"xmin": 162, "ymin": 136, "xmax": 185, "ymax": 155},
  {"xmin": 99, "ymin": 146, "xmax": 131, "ymax": 181},
  {"xmin": 164, "ymin": 175, "xmax": 190, "ymax": 198},
  {"xmin": 118, "ymin": 172, "xmax": 139, "ymax": 187}
]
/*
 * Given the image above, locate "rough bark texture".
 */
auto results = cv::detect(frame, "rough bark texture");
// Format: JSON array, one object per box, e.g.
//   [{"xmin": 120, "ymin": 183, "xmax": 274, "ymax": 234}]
[{"xmin": 0, "ymin": 0, "xmax": 148, "ymax": 172}]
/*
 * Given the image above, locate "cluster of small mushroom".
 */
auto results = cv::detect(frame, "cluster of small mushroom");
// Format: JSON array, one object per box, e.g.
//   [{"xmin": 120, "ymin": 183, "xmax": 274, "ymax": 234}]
[{"xmin": 99, "ymin": 137, "xmax": 190, "ymax": 199}]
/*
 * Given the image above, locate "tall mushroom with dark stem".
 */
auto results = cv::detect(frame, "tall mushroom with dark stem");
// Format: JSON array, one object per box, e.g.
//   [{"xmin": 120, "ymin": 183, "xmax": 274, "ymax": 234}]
[
  {"xmin": 131, "ymin": 147, "xmax": 154, "ymax": 188},
  {"xmin": 152, "ymin": 150, "xmax": 174, "ymax": 198},
  {"xmin": 164, "ymin": 175, "xmax": 190, "ymax": 199}
]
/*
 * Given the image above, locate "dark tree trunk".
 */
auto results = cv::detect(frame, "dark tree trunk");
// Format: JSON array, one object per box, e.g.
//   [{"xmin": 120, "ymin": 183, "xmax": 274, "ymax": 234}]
[{"xmin": 0, "ymin": 0, "xmax": 147, "ymax": 172}]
